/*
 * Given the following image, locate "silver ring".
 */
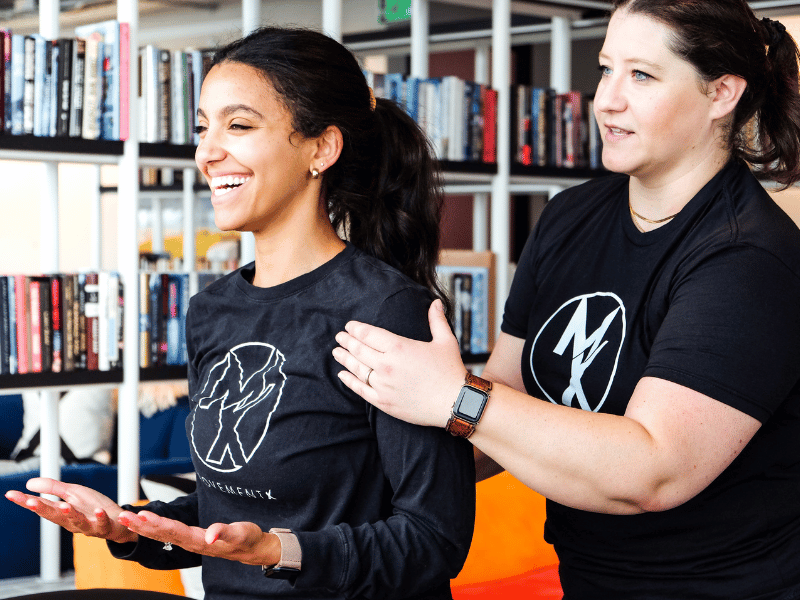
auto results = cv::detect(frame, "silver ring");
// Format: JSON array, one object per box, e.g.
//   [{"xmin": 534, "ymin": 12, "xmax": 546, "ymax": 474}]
[
  {"xmin": 163, "ymin": 542, "xmax": 173, "ymax": 551},
  {"xmin": 365, "ymin": 368, "xmax": 373, "ymax": 386}
]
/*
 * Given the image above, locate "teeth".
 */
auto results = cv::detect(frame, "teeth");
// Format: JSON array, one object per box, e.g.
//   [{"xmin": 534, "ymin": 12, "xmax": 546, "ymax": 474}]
[
  {"xmin": 610, "ymin": 128, "xmax": 627, "ymax": 134},
  {"xmin": 210, "ymin": 175, "xmax": 251, "ymax": 189}
]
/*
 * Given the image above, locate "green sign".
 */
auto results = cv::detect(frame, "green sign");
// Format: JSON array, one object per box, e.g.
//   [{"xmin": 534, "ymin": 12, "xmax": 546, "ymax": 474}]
[{"xmin": 382, "ymin": 0, "xmax": 411, "ymax": 23}]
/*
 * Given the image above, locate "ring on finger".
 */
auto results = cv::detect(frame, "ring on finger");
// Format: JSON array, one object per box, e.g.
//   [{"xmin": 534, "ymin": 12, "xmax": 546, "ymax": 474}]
[{"xmin": 365, "ymin": 367, "xmax": 373, "ymax": 386}]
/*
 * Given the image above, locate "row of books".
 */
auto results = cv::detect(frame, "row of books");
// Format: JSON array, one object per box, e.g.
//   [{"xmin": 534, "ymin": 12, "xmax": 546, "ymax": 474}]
[
  {"xmin": 139, "ymin": 46, "xmax": 214, "ymax": 145},
  {"xmin": 0, "ymin": 273, "xmax": 123, "ymax": 375},
  {"xmin": 1, "ymin": 20, "xmax": 129, "ymax": 140},
  {"xmin": 436, "ymin": 265, "xmax": 491, "ymax": 355},
  {"xmin": 0, "ymin": 270, "xmax": 228, "ymax": 376},
  {"xmin": 365, "ymin": 71, "xmax": 498, "ymax": 164},
  {"xmin": 512, "ymin": 85, "xmax": 602, "ymax": 170}
]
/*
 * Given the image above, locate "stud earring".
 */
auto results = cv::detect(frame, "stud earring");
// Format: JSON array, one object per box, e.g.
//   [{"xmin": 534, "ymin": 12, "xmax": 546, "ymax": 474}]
[{"xmin": 311, "ymin": 168, "xmax": 320, "ymax": 179}]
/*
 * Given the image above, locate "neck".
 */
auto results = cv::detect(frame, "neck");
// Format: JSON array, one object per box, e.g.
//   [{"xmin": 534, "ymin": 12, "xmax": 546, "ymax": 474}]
[
  {"xmin": 250, "ymin": 201, "xmax": 346, "ymax": 288},
  {"xmin": 628, "ymin": 151, "xmax": 730, "ymax": 231}
]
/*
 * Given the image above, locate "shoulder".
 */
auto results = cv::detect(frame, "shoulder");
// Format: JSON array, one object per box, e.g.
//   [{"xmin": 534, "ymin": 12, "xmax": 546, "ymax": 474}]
[
  {"xmin": 540, "ymin": 173, "xmax": 628, "ymax": 226},
  {"xmin": 345, "ymin": 248, "xmax": 433, "ymax": 304}
]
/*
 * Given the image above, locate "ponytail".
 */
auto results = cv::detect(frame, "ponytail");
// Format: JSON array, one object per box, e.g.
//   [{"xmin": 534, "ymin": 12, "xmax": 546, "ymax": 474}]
[
  {"xmin": 329, "ymin": 97, "xmax": 453, "ymax": 321},
  {"xmin": 213, "ymin": 26, "xmax": 452, "ymax": 319},
  {"xmin": 740, "ymin": 18, "xmax": 800, "ymax": 188}
]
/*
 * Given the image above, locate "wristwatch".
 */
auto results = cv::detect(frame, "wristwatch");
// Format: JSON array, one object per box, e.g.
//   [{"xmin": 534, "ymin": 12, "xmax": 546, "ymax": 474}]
[
  {"xmin": 262, "ymin": 528, "xmax": 302, "ymax": 581},
  {"xmin": 445, "ymin": 373, "xmax": 493, "ymax": 439}
]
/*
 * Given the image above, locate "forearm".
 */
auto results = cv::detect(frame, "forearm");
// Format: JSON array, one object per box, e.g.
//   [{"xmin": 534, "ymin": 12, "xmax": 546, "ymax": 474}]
[{"xmin": 469, "ymin": 383, "xmax": 667, "ymax": 515}]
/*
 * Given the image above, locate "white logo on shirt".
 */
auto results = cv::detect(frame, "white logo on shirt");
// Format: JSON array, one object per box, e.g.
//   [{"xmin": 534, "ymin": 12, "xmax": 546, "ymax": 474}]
[
  {"xmin": 531, "ymin": 293, "xmax": 625, "ymax": 412},
  {"xmin": 191, "ymin": 342, "xmax": 287, "ymax": 472}
]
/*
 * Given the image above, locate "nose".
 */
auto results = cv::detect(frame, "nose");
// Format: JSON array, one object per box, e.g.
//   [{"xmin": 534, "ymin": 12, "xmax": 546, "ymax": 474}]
[
  {"xmin": 195, "ymin": 125, "xmax": 226, "ymax": 170},
  {"xmin": 594, "ymin": 72, "xmax": 626, "ymax": 115}
]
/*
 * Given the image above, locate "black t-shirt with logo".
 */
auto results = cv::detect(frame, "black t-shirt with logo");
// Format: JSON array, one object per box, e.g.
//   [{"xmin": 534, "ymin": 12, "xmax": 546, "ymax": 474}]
[
  {"xmin": 502, "ymin": 160, "xmax": 800, "ymax": 599},
  {"xmin": 110, "ymin": 243, "xmax": 476, "ymax": 600}
]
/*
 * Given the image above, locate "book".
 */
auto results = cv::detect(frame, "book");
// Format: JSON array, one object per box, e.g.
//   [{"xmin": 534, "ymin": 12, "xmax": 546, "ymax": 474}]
[
  {"xmin": 62, "ymin": 273, "xmax": 75, "ymax": 372},
  {"xmin": 97, "ymin": 271, "xmax": 109, "ymax": 370},
  {"xmin": 28, "ymin": 277, "xmax": 42, "ymax": 373},
  {"xmin": 482, "ymin": 87, "xmax": 497, "ymax": 163},
  {"xmin": 7, "ymin": 276, "xmax": 16, "ymax": 374},
  {"xmin": 75, "ymin": 20, "xmax": 121, "ymax": 140},
  {"xmin": 80, "ymin": 32, "xmax": 103, "ymax": 140},
  {"xmin": 22, "ymin": 35, "xmax": 36, "ymax": 135},
  {"xmin": 118, "ymin": 22, "xmax": 129, "ymax": 140},
  {"xmin": 55, "ymin": 38, "xmax": 73, "ymax": 137},
  {"xmin": 36, "ymin": 276, "xmax": 53, "ymax": 373},
  {"xmin": 68, "ymin": 38, "xmax": 86, "ymax": 138},
  {"xmin": 158, "ymin": 48, "xmax": 171, "ymax": 143},
  {"xmin": 1, "ymin": 29, "xmax": 10, "ymax": 133},
  {"xmin": 139, "ymin": 271, "xmax": 151, "ymax": 368},
  {"xmin": 32, "ymin": 35, "xmax": 48, "ymax": 137},
  {"xmin": 14, "ymin": 274, "xmax": 29, "ymax": 374},
  {"xmin": 83, "ymin": 272, "xmax": 99, "ymax": 370},
  {"xmin": 0, "ymin": 276, "xmax": 8, "ymax": 375},
  {"xmin": 50, "ymin": 275, "xmax": 62, "ymax": 373},
  {"xmin": 9, "ymin": 33, "xmax": 23, "ymax": 134}
]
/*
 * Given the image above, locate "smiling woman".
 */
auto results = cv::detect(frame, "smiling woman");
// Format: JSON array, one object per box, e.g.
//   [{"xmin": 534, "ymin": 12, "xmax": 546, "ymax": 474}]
[
  {"xmin": 5, "ymin": 26, "xmax": 475, "ymax": 600},
  {"xmin": 331, "ymin": 1, "xmax": 800, "ymax": 598}
]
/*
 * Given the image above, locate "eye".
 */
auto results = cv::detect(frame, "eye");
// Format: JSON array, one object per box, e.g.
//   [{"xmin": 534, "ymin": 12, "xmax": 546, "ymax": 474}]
[
  {"xmin": 633, "ymin": 70, "xmax": 652, "ymax": 82},
  {"xmin": 229, "ymin": 123, "xmax": 252, "ymax": 131},
  {"xmin": 598, "ymin": 65, "xmax": 612, "ymax": 77},
  {"xmin": 193, "ymin": 124, "xmax": 207, "ymax": 135}
]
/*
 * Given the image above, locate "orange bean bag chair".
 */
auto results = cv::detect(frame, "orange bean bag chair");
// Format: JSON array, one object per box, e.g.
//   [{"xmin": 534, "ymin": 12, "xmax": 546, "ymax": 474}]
[{"xmin": 451, "ymin": 471, "xmax": 562, "ymax": 599}]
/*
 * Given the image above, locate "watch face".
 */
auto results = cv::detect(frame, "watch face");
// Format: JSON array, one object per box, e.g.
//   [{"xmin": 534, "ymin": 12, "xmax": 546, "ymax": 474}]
[{"xmin": 456, "ymin": 387, "xmax": 488, "ymax": 421}]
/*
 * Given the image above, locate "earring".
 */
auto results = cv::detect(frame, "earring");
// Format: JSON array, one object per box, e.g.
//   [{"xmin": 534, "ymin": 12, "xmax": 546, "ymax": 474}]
[{"xmin": 311, "ymin": 168, "xmax": 320, "ymax": 179}]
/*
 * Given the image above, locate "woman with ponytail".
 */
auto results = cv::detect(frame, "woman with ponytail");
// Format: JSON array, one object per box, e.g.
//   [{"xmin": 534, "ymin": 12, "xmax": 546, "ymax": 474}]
[
  {"xmin": 334, "ymin": 1, "xmax": 800, "ymax": 598},
  {"xmin": 6, "ymin": 27, "xmax": 474, "ymax": 600}
]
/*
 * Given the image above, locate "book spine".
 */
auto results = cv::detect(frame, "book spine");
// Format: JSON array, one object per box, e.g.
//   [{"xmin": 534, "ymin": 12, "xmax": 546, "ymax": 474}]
[
  {"xmin": 33, "ymin": 35, "xmax": 47, "ymax": 137},
  {"xmin": 84, "ymin": 272, "xmax": 99, "ymax": 370},
  {"xmin": 166, "ymin": 274, "xmax": 179, "ymax": 365},
  {"xmin": 482, "ymin": 88, "xmax": 497, "ymax": 164},
  {"xmin": 139, "ymin": 271, "xmax": 151, "ymax": 368},
  {"xmin": 10, "ymin": 35, "xmax": 24, "ymax": 135},
  {"xmin": 29, "ymin": 279, "xmax": 42, "ymax": 373},
  {"xmin": 50, "ymin": 275, "xmax": 62, "ymax": 373},
  {"xmin": 48, "ymin": 40, "xmax": 59, "ymax": 137},
  {"xmin": 470, "ymin": 270, "xmax": 488, "ymax": 354},
  {"xmin": 0, "ymin": 30, "xmax": 8, "ymax": 134},
  {"xmin": 108, "ymin": 272, "xmax": 120, "ymax": 369},
  {"xmin": 118, "ymin": 22, "xmax": 129, "ymax": 141},
  {"xmin": 77, "ymin": 273, "xmax": 87, "ymax": 370},
  {"xmin": 0, "ymin": 276, "xmax": 8, "ymax": 375},
  {"xmin": 62, "ymin": 273, "xmax": 74, "ymax": 372},
  {"xmin": 14, "ymin": 274, "xmax": 28, "ymax": 374},
  {"xmin": 69, "ymin": 38, "xmax": 85, "ymax": 137},
  {"xmin": 22, "ymin": 36, "xmax": 36, "ymax": 135},
  {"xmin": 7, "ymin": 276, "xmax": 16, "ymax": 374},
  {"xmin": 81, "ymin": 33, "xmax": 102, "ymax": 140},
  {"xmin": 180, "ymin": 272, "xmax": 189, "ymax": 364},
  {"xmin": 459, "ymin": 274, "xmax": 472, "ymax": 354},
  {"xmin": 55, "ymin": 39, "xmax": 72, "ymax": 137},
  {"xmin": 158, "ymin": 49, "xmax": 171, "ymax": 143},
  {"xmin": 97, "ymin": 271, "xmax": 109, "ymax": 371}
]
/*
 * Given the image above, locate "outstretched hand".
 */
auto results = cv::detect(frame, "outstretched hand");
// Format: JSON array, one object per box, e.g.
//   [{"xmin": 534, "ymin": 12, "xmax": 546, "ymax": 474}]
[
  {"xmin": 5, "ymin": 477, "xmax": 135, "ymax": 544},
  {"xmin": 333, "ymin": 299, "xmax": 466, "ymax": 428},
  {"xmin": 118, "ymin": 510, "xmax": 281, "ymax": 566},
  {"xmin": 6, "ymin": 477, "xmax": 282, "ymax": 566}
]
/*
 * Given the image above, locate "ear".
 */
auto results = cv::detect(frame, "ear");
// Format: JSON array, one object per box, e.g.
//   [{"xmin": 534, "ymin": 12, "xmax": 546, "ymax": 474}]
[
  {"xmin": 708, "ymin": 74, "xmax": 747, "ymax": 121},
  {"xmin": 312, "ymin": 125, "xmax": 343, "ymax": 175}
]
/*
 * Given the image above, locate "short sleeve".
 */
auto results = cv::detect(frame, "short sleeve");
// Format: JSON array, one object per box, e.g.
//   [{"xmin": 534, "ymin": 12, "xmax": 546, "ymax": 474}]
[
  {"xmin": 644, "ymin": 245, "xmax": 800, "ymax": 421},
  {"xmin": 501, "ymin": 228, "xmax": 540, "ymax": 339}
]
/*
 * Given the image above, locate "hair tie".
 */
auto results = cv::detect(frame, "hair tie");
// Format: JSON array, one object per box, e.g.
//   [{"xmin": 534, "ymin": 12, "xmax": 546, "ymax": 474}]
[
  {"xmin": 368, "ymin": 87, "xmax": 376, "ymax": 111},
  {"xmin": 761, "ymin": 17, "xmax": 786, "ymax": 47}
]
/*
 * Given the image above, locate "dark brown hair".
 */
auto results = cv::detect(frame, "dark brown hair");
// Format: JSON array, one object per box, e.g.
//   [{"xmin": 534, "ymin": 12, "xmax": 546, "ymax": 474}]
[
  {"xmin": 211, "ymin": 26, "xmax": 452, "ymax": 317},
  {"xmin": 613, "ymin": 0, "xmax": 800, "ymax": 188}
]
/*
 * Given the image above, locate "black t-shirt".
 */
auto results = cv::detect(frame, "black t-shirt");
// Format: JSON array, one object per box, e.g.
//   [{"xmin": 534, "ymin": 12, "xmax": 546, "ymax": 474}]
[
  {"xmin": 502, "ymin": 160, "xmax": 800, "ymax": 599},
  {"xmin": 110, "ymin": 243, "xmax": 476, "ymax": 600}
]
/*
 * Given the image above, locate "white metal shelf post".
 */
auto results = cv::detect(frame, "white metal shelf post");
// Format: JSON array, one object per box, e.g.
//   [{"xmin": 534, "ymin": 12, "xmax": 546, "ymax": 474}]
[
  {"xmin": 549, "ymin": 15, "xmax": 571, "ymax": 200},
  {"xmin": 410, "ymin": 0, "xmax": 429, "ymax": 78},
  {"xmin": 322, "ymin": 0, "xmax": 343, "ymax": 42},
  {"xmin": 37, "ymin": 0, "xmax": 62, "ymax": 581},
  {"xmin": 473, "ymin": 43, "xmax": 490, "ymax": 253},
  {"xmin": 491, "ymin": 0, "xmax": 511, "ymax": 336},
  {"xmin": 118, "ymin": 0, "xmax": 141, "ymax": 507}
]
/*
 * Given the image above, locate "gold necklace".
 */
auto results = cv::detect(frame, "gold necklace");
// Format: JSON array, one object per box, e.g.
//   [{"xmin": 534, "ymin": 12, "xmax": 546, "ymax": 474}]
[{"xmin": 629, "ymin": 201, "xmax": 679, "ymax": 229}]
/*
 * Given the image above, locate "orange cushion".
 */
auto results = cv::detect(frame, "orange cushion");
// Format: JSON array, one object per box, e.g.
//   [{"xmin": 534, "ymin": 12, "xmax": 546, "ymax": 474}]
[
  {"xmin": 73, "ymin": 501, "xmax": 185, "ymax": 595},
  {"xmin": 451, "ymin": 471, "xmax": 559, "ymax": 590}
]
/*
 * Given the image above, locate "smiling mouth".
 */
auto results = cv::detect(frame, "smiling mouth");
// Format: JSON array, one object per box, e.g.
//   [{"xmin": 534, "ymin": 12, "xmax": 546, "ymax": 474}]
[
  {"xmin": 210, "ymin": 175, "xmax": 251, "ymax": 196},
  {"xmin": 608, "ymin": 127, "xmax": 631, "ymax": 135}
]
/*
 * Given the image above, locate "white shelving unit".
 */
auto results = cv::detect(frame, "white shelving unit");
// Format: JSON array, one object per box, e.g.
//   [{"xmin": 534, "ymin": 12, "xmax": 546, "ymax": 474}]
[{"xmin": 2, "ymin": 0, "xmax": 612, "ymax": 581}]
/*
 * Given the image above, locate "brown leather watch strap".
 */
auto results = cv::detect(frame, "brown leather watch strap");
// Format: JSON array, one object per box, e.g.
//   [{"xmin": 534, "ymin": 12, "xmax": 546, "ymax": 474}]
[
  {"xmin": 445, "ymin": 415, "xmax": 476, "ymax": 438},
  {"xmin": 466, "ymin": 372, "xmax": 493, "ymax": 393}
]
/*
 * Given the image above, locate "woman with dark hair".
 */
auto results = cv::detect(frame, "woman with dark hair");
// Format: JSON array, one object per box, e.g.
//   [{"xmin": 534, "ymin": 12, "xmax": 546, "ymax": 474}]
[
  {"xmin": 6, "ymin": 26, "xmax": 475, "ymax": 600},
  {"xmin": 334, "ymin": 1, "xmax": 800, "ymax": 598}
]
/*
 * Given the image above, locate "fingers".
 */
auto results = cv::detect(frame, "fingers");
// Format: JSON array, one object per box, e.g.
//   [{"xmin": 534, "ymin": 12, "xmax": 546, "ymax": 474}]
[
  {"xmin": 428, "ymin": 299, "xmax": 457, "ymax": 343},
  {"xmin": 25, "ymin": 477, "xmax": 68, "ymax": 498},
  {"xmin": 120, "ymin": 510, "xmax": 206, "ymax": 553},
  {"xmin": 336, "ymin": 368, "xmax": 383, "ymax": 405},
  {"xmin": 342, "ymin": 320, "xmax": 398, "ymax": 354}
]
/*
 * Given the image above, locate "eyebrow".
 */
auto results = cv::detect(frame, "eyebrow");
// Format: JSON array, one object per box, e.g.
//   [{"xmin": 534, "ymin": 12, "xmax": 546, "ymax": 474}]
[
  {"xmin": 598, "ymin": 52, "xmax": 664, "ymax": 72},
  {"xmin": 196, "ymin": 104, "xmax": 264, "ymax": 120}
]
